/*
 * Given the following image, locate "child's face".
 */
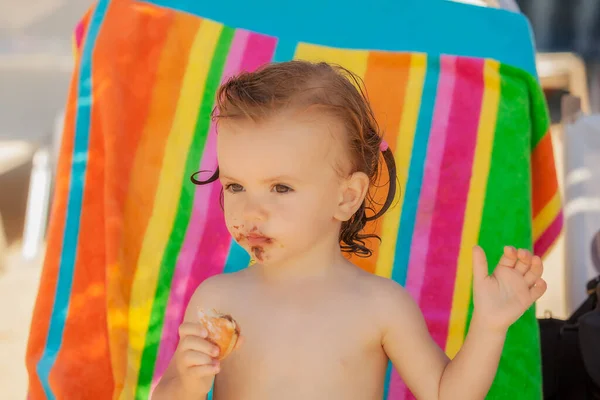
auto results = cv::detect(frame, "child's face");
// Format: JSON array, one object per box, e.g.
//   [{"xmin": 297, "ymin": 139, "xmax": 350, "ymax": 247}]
[{"xmin": 217, "ymin": 110, "xmax": 353, "ymax": 264}]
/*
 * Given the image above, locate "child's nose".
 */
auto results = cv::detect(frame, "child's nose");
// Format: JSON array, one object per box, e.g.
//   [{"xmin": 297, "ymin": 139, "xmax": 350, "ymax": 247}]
[{"xmin": 242, "ymin": 197, "xmax": 268, "ymax": 221}]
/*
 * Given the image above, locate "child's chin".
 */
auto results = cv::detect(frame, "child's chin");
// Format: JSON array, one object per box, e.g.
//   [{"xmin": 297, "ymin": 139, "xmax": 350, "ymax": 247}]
[{"xmin": 246, "ymin": 245, "xmax": 282, "ymax": 265}]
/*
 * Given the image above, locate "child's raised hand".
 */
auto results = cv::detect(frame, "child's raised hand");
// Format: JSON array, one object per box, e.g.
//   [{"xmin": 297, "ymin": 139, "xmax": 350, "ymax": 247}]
[{"xmin": 472, "ymin": 246, "xmax": 547, "ymax": 332}]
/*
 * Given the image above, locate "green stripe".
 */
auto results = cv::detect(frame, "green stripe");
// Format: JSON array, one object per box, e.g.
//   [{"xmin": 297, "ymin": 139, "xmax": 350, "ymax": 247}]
[
  {"xmin": 135, "ymin": 26, "xmax": 235, "ymax": 400},
  {"xmin": 466, "ymin": 63, "xmax": 542, "ymax": 399},
  {"xmin": 501, "ymin": 64, "xmax": 550, "ymax": 150}
]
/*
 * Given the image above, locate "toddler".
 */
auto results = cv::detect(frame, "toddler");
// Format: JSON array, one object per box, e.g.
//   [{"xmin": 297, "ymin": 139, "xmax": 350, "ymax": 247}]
[{"xmin": 152, "ymin": 60, "xmax": 547, "ymax": 400}]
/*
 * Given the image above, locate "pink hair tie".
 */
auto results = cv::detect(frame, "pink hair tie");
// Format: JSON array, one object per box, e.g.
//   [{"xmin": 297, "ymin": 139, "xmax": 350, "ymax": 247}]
[{"xmin": 379, "ymin": 139, "xmax": 389, "ymax": 152}]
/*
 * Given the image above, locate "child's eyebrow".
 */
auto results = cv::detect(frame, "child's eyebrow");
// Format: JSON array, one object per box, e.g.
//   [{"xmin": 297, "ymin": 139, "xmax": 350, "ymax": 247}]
[
  {"xmin": 219, "ymin": 175, "xmax": 300, "ymax": 183},
  {"xmin": 261, "ymin": 175, "xmax": 300, "ymax": 184}
]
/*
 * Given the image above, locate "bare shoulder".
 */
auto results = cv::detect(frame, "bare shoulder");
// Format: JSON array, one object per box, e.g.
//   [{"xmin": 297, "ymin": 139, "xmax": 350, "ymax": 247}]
[
  {"xmin": 352, "ymin": 268, "xmax": 424, "ymax": 331},
  {"xmin": 357, "ymin": 270, "xmax": 416, "ymax": 310},
  {"xmin": 184, "ymin": 270, "xmax": 249, "ymax": 321}
]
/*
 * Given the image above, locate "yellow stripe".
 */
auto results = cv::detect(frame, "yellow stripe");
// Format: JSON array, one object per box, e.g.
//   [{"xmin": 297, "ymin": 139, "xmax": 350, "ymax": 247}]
[
  {"xmin": 375, "ymin": 54, "xmax": 427, "ymax": 278},
  {"xmin": 532, "ymin": 191, "xmax": 561, "ymax": 241},
  {"xmin": 294, "ymin": 42, "xmax": 369, "ymax": 80},
  {"xmin": 121, "ymin": 20, "xmax": 223, "ymax": 399},
  {"xmin": 445, "ymin": 60, "xmax": 500, "ymax": 358}
]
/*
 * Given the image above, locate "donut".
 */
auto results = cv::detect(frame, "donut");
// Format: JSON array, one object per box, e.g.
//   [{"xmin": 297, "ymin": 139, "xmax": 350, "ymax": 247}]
[{"xmin": 198, "ymin": 309, "xmax": 241, "ymax": 360}]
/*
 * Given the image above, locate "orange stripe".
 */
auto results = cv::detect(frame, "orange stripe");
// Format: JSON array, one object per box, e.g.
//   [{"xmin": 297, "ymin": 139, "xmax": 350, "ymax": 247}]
[
  {"xmin": 351, "ymin": 52, "xmax": 412, "ymax": 273},
  {"xmin": 531, "ymin": 132, "xmax": 558, "ymax": 216},
  {"xmin": 50, "ymin": 87, "xmax": 114, "ymax": 399},
  {"xmin": 111, "ymin": 11, "xmax": 203, "ymax": 396},
  {"xmin": 49, "ymin": 1, "xmax": 127, "ymax": 397},
  {"xmin": 25, "ymin": 55, "xmax": 80, "ymax": 400}
]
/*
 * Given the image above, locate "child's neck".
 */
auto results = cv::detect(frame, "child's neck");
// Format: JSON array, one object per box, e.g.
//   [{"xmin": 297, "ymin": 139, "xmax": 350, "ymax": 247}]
[{"xmin": 254, "ymin": 234, "xmax": 349, "ymax": 285}]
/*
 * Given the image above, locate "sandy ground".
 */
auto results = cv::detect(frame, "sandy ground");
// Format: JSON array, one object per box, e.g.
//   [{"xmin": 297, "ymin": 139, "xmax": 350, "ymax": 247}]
[
  {"xmin": 0, "ymin": 244, "xmax": 44, "ymax": 400},
  {"xmin": 0, "ymin": 160, "xmax": 44, "ymax": 399}
]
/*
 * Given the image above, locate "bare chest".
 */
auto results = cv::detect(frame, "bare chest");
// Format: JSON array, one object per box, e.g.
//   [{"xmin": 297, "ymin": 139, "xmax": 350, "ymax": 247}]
[{"xmin": 213, "ymin": 293, "xmax": 387, "ymax": 399}]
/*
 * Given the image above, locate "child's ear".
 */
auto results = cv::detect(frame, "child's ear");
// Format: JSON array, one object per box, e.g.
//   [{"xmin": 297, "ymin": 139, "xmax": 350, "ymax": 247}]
[{"xmin": 334, "ymin": 172, "xmax": 370, "ymax": 222}]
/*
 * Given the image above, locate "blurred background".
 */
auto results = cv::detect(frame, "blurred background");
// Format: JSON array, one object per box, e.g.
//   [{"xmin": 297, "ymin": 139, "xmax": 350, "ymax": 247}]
[
  {"xmin": 0, "ymin": 1, "xmax": 93, "ymax": 398},
  {"xmin": 1, "ymin": 0, "xmax": 599, "ymax": 398}
]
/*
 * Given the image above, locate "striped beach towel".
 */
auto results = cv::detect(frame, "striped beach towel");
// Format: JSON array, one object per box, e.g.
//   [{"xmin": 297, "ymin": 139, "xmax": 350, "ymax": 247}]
[{"xmin": 26, "ymin": 1, "xmax": 562, "ymax": 399}]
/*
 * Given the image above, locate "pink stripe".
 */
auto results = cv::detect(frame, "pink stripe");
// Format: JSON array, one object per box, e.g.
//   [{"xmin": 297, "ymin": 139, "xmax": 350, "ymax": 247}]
[
  {"xmin": 419, "ymin": 57, "xmax": 485, "ymax": 349},
  {"xmin": 390, "ymin": 56, "xmax": 458, "ymax": 400},
  {"xmin": 406, "ymin": 56, "xmax": 457, "ymax": 301},
  {"xmin": 74, "ymin": 19, "xmax": 86, "ymax": 50},
  {"xmin": 152, "ymin": 29, "xmax": 251, "ymax": 383},
  {"xmin": 533, "ymin": 211, "xmax": 563, "ymax": 256},
  {"xmin": 239, "ymin": 32, "xmax": 278, "ymax": 72}
]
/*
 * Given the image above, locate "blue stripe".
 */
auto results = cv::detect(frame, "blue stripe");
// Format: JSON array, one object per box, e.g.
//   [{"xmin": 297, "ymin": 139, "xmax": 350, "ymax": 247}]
[
  {"xmin": 140, "ymin": 0, "xmax": 538, "ymax": 77},
  {"xmin": 391, "ymin": 57, "xmax": 440, "ymax": 287},
  {"xmin": 272, "ymin": 38, "xmax": 297, "ymax": 63},
  {"xmin": 382, "ymin": 361, "xmax": 393, "ymax": 400},
  {"xmin": 35, "ymin": 0, "xmax": 110, "ymax": 397},
  {"xmin": 223, "ymin": 241, "xmax": 250, "ymax": 274}
]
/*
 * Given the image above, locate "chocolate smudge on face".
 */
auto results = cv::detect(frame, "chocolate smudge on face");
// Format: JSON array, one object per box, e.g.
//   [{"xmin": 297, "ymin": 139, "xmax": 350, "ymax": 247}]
[{"xmin": 251, "ymin": 246, "xmax": 264, "ymax": 262}]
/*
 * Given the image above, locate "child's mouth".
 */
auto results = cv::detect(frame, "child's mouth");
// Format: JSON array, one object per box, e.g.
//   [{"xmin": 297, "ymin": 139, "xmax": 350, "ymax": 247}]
[
  {"xmin": 245, "ymin": 233, "xmax": 272, "ymax": 246},
  {"xmin": 244, "ymin": 232, "xmax": 273, "ymax": 262},
  {"xmin": 230, "ymin": 226, "xmax": 275, "ymax": 262}
]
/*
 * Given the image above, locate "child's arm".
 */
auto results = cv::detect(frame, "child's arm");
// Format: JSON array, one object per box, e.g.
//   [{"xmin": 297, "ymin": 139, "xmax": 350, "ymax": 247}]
[
  {"xmin": 152, "ymin": 275, "xmax": 232, "ymax": 400},
  {"xmin": 380, "ymin": 246, "xmax": 546, "ymax": 400}
]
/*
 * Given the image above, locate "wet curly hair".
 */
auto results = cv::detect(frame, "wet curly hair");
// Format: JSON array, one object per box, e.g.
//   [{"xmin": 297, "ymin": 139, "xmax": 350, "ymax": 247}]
[{"xmin": 192, "ymin": 60, "xmax": 398, "ymax": 258}]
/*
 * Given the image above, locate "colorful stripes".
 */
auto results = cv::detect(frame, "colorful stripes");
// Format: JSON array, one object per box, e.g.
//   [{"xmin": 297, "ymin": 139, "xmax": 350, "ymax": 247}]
[
  {"xmin": 101, "ymin": 5, "xmax": 184, "ymax": 397},
  {"xmin": 150, "ymin": 29, "xmax": 278, "ymax": 393},
  {"xmin": 405, "ymin": 56, "xmax": 457, "ymax": 302},
  {"xmin": 122, "ymin": 19, "xmax": 224, "ymax": 399},
  {"xmin": 386, "ymin": 54, "xmax": 440, "ymax": 400},
  {"xmin": 151, "ymin": 27, "xmax": 249, "ymax": 385},
  {"xmin": 375, "ymin": 55, "xmax": 427, "ymax": 280},
  {"xmin": 418, "ymin": 57, "xmax": 486, "ymax": 350},
  {"xmin": 446, "ymin": 60, "xmax": 501, "ymax": 358},
  {"xmin": 531, "ymin": 133, "xmax": 564, "ymax": 257},
  {"xmin": 134, "ymin": 22, "xmax": 235, "ymax": 400},
  {"xmin": 35, "ymin": 0, "xmax": 110, "ymax": 398},
  {"xmin": 26, "ymin": 5, "xmax": 562, "ymax": 400},
  {"xmin": 356, "ymin": 52, "xmax": 412, "ymax": 274}
]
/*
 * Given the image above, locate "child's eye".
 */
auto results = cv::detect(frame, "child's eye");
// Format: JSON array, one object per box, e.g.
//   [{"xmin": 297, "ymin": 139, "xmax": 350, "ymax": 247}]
[
  {"xmin": 273, "ymin": 184, "xmax": 293, "ymax": 194},
  {"xmin": 225, "ymin": 183, "xmax": 244, "ymax": 193}
]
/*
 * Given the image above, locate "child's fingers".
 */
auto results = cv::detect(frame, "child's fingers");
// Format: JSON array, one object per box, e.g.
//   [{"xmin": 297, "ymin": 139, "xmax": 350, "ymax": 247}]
[
  {"xmin": 189, "ymin": 363, "xmax": 220, "ymax": 378},
  {"xmin": 181, "ymin": 349, "xmax": 217, "ymax": 368},
  {"xmin": 530, "ymin": 255, "xmax": 544, "ymax": 277},
  {"xmin": 179, "ymin": 322, "xmax": 208, "ymax": 339},
  {"xmin": 498, "ymin": 246, "xmax": 518, "ymax": 268},
  {"xmin": 524, "ymin": 271, "xmax": 539, "ymax": 288},
  {"xmin": 472, "ymin": 246, "xmax": 489, "ymax": 283},
  {"xmin": 524, "ymin": 256, "xmax": 544, "ymax": 287},
  {"xmin": 515, "ymin": 248, "xmax": 532, "ymax": 275},
  {"xmin": 179, "ymin": 335, "xmax": 220, "ymax": 357},
  {"xmin": 529, "ymin": 278, "xmax": 547, "ymax": 302}
]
